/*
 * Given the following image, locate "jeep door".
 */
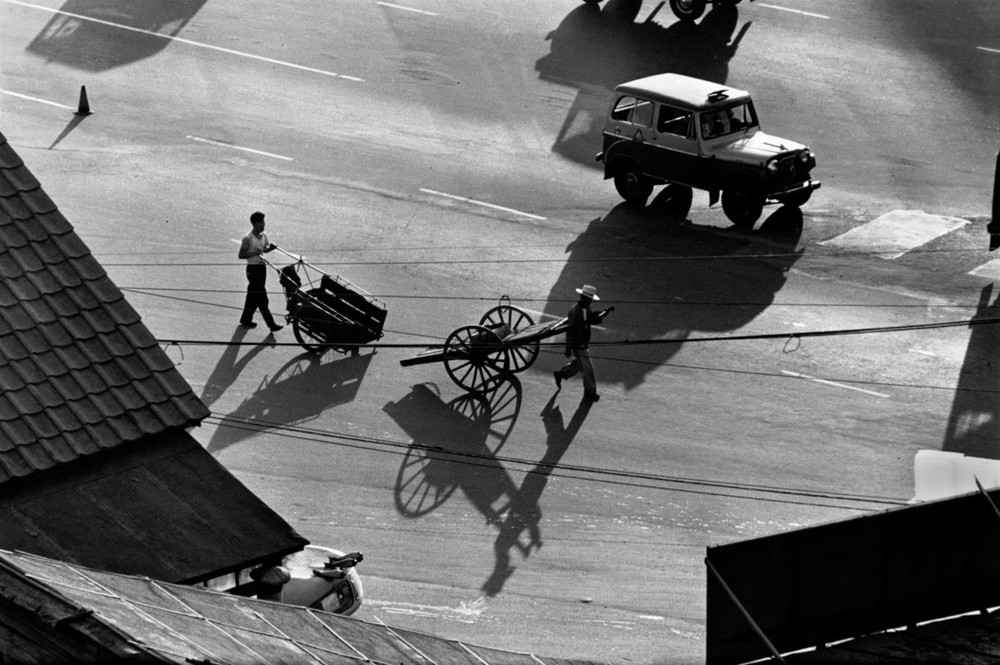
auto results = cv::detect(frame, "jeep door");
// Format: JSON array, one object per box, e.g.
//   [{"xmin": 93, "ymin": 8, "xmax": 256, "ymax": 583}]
[
  {"xmin": 603, "ymin": 94, "xmax": 655, "ymax": 171},
  {"xmin": 647, "ymin": 104, "xmax": 701, "ymax": 186}
]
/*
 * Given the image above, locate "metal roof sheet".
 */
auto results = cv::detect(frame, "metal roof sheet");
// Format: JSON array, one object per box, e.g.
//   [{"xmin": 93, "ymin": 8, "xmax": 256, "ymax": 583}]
[
  {"xmin": 614, "ymin": 73, "xmax": 751, "ymax": 110},
  {"xmin": 0, "ymin": 548, "xmax": 609, "ymax": 665},
  {"xmin": 0, "ymin": 131, "xmax": 210, "ymax": 484}
]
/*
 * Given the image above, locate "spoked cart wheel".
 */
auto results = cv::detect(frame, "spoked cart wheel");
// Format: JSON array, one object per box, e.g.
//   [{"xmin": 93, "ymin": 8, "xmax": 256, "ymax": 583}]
[
  {"xmin": 479, "ymin": 299, "xmax": 539, "ymax": 374},
  {"xmin": 291, "ymin": 313, "xmax": 325, "ymax": 354},
  {"xmin": 444, "ymin": 325, "xmax": 509, "ymax": 393}
]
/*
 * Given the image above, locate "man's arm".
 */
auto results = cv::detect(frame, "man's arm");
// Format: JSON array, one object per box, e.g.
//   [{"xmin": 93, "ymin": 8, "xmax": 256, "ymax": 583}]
[{"xmin": 237, "ymin": 236, "xmax": 252, "ymax": 259}]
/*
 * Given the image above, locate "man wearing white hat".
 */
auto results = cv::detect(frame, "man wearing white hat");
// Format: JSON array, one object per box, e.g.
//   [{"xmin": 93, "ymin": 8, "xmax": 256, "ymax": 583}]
[{"xmin": 554, "ymin": 284, "xmax": 613, "ymax": 401}]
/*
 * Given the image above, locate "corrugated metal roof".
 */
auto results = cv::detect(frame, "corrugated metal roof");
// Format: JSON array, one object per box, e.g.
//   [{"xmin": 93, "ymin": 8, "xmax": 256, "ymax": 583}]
[
  {"xmin": 0, "ymin": 549, "xmax": 609, "ymax": 665},
  {"xmin": 0, "ymin": 130, "xmax": 210, "ymax": 484}
]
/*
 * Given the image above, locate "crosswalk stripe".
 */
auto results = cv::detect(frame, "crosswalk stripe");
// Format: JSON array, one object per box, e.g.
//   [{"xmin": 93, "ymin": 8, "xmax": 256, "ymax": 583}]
[{"xmin": 818, "ymin": 210, "xmax": 969, "ymax": 259}]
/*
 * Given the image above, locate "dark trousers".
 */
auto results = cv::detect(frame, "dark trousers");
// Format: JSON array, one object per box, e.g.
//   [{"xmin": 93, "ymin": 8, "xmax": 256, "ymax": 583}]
[{"xmin": 240, "ymin": 264, "xmax": 277, "ymax": 327}]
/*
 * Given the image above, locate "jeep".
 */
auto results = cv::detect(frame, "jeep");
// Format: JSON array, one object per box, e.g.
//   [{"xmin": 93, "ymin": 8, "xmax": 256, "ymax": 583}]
[{"xmin": 596, "ymin": 73, "xmax": 820, "ymax": 228}]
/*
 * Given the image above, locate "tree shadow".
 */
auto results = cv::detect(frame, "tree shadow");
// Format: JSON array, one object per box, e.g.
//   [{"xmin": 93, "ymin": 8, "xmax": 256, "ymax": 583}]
[
  {"xmin": 942, "ymin": 283, "xmax": 1000, "ymax": 459},
  {"xmin": 542, "ymin": 203, "xmax": 803, "ymax": 391},
  {"xmin": 26, "ymin": 0, "xmax": 208, "ymax": 71},
  {"xmin": 205, "ymin": 349, "xmax": 374, "ymax": 454},
  {"xmin": 536, "ymin": 0, "xmax": 751, "ymax": 167}
]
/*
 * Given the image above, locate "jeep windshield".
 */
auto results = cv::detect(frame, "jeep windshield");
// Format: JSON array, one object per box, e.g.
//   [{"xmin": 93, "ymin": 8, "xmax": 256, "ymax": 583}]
[{"xmin": 699, "ymin": 102, "xmax": 758, "ymax": 139}]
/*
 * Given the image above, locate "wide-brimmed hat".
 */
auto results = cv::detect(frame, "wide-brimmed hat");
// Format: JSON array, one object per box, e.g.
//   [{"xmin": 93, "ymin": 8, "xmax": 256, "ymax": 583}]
[{"xmin": 575, "ymin": 284, "xmax": 599, "ymax": 300}]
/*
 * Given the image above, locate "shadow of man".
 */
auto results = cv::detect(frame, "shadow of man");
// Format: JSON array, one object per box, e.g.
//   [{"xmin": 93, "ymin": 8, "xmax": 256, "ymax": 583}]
[
  {"xmin": 482, "ymin": 395, "xmax": 594, "ymax": 596},
  {"xmin": 942, "ymin": 283, "xmax": 1000, "ymax": 459},
  {"xmin": 200, "ymin": 326, "xmax": 269, "ymax": 409}
]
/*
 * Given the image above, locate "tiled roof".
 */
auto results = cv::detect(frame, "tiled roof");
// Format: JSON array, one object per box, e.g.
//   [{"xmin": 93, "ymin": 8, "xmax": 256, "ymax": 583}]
[
  {"xmin": 0, "ymin": 131, "xmax": 210, "ymax": 483},
  {"xmin": 0, "ymin": 548, "xmax": 608, "ymax": 665}
]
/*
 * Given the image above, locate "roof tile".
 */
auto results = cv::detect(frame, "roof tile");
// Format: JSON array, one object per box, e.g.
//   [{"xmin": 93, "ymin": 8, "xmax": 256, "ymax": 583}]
[{"xmin": 0, "ymin": 131, "xmax": 209, "ymax": 481}]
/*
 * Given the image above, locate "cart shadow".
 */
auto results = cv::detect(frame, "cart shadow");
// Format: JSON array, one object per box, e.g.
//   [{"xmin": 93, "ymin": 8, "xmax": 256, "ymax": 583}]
[
  {"xmin": 536, "ymin": 0, "xmax": 750, "ymax": 167},
  {"xmin": 385, "ymin": 379, "xmax": 592, "ymax": 596},
  {"xmin": 942, "ymin": 283, "xmax": 1000, "ymax": 459},
  {"xmin": 205, "ymin": 350, "xmax": 374, "ymax": 455},
  {"xmin": 541, "ymin": 203, "xmax": 803, "ymax": 392}
]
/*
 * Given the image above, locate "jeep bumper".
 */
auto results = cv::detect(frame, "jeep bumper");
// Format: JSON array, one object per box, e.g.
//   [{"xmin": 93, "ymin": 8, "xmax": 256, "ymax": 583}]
[{"xmin": 771, "ymin": 179, "xmax": 821, "ymax": 199}]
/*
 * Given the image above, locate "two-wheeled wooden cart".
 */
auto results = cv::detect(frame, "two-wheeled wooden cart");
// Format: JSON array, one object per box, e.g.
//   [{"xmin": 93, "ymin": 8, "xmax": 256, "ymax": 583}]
[
  {"xmin": 400, "ymin": 296, "xmax": 577, "ymax": 394},
  {"xmin": 270, "ymin": 248, "xmax": 387, "ymax": 355}
]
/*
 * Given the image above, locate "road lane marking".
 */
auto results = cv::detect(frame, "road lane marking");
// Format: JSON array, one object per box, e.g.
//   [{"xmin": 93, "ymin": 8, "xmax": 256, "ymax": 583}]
[
  {"xmin": 782, "ymin": 370, "xmax": 889, "ymax": 398},
  {"xmin": 978, "ymin": 47, "xmax": 1000, "ymax": 55},
  {"xmin": 0, "ymin": 89, "xmax": 75, "ymax": 110},
  {"xmin": 755, "ymin": 3, "xmax": 830, "ymax": 19},
  {"xmin": 377, "ymin": 2, "xmax": 438, "ymax": 16},
  {"xmin": 818, "ymin": 210, "xmax": 969, "ymax": 259},
  {"xmin": 419, "ymin": 188, "xmax": 547, "ymax": 220},
  {"xmin": 4, "ymin": 0, "xmax": 364, "ymax": 82},
  {"xmin": 187, "ymin": 136, "xmax": 293, "ymax": 161}
]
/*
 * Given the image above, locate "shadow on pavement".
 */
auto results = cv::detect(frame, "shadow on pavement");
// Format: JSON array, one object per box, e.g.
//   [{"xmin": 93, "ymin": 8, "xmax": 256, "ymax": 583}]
[
  {"xmin": 205, "ymin": 349, "xmax": 373, "ymax": 454},
  {"xmin": 26, "ymin": 0, "xmax": 207, "ymax": 71},
  {"xmin": 543, "ymin": 202, "xmax": 803, "ymax": 391},
  {"xmin": 536, "ymin": 0, "xmax": 751, "ymax": 167},
  {"xmin": 386, "ymin": 378, "xmax": 591, "ymax": 595},
  {"xmin": 942, "ymin": 283, "xmax": 1000, "ymax": 459}
]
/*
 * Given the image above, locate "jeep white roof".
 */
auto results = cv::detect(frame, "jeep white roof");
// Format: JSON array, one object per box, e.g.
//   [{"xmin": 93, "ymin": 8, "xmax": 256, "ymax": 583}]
[{"xmin": 613, "ymin": 73, "xmax": 751, "ymax": 111}]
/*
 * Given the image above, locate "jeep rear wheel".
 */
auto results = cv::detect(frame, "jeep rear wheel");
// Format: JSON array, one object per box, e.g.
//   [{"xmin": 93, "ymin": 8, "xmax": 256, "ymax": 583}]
[
  {"xmin": 614, "ymin": 166, "xmax": 653, "ymax": 205},
  {"xmin": 722, "ymin": 188, "xmax": 763, "ymax": 229},
  {"xmin": 669, "ymin": 0, "xmax": 707, "ymax": 21}
]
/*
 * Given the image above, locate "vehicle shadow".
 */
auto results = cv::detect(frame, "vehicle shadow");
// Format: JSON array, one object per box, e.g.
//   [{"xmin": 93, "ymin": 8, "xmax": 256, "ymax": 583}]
[
  {"xmin": 541, "ymin": 203, "xmax": 803, "ymax": 391},
  {"xmin": 204, "ymin": 350, "xmax": 373, "ymax": 454},
  {"xmin": 941, "ymin": 283, "xmax": 1000, "ymax": 459},
  {"xmin": 536, "ymin": 0, "xmax": 751, "ymax": 167},
  {"xmin": 25, "ymin": 0, "xmax": 207, "ymax": 71},
  {"xmin": 386, "ymin": 379, "xmax": 591, "ymax": 595}
]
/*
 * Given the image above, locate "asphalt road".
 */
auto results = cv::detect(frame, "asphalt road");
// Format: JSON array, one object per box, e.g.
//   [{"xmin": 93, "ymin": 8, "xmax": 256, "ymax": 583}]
[{"xmin": 1, "ymin": 0, "xmax": 999, "ymax": 663}]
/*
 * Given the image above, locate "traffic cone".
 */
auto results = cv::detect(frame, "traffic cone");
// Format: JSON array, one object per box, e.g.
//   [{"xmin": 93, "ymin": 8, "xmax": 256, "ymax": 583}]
[{"xmin": 75, "ymin": 85, "xmax": 92, "ymax": 116}]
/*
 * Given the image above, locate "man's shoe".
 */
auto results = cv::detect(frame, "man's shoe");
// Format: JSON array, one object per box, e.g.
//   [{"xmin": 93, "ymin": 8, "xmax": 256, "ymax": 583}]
[
  {"xmin": 239, "ymin": 321, "xmax": 257, "ymax": 328},
  {"xmin": 584, "ymin": 392, "xmax": 600, "ymax": 402},
  {"xmin": 268, "ymin": 324, "xmax": 284, "ymax": 332},
  {"xmin": 553, "ymin": 372, "xmax": 562, "ymax": 390}
]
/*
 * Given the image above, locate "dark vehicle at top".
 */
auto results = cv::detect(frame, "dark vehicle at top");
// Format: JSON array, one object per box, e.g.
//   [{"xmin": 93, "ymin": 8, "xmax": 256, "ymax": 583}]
[
  {"xmin": 596, "ymin": 73, "xmax": 820, "ymax": 228},
  {"xmin": 583, "ymin": 0, "xmax": 747, "ymax": 22}
]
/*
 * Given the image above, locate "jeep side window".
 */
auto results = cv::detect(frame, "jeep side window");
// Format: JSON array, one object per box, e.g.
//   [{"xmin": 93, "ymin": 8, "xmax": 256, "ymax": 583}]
[
  {"xmin": 611, "ymin": 96, "xmax": 653, "ymax": 128},
  {"xmin": 657, "ymin": 105, "xmax": 694, "ymax": 139}
]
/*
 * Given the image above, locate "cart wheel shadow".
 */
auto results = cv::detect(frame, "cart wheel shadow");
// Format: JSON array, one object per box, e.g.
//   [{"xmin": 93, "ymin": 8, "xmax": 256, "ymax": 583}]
[
  {"xmin": 205, "ymin": 350, "xmax": 374, "ymax": 454},
  {"xmin": 385, "ymin": 378, "xmax": 523, "ymax": 518}
]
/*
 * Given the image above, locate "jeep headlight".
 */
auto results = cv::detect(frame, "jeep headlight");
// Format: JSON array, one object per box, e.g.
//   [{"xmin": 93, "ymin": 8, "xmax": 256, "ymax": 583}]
[
  {"xmin": 799, "ymin": 150, "xmax": 813, "ymax": 164},
  {"xmin": 766, "ymin": 158, "xmax": 779, "ymax": 175}
]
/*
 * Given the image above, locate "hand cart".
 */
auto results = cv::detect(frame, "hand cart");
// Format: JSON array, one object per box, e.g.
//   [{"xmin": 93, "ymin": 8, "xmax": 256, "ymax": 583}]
[
  {"xmin": 269, "ymin": 247, "xmax": 387, "ymax": 355},
  {"xmin": 400, "ymin": 296, "xmax": 611, "ymax": 394}
]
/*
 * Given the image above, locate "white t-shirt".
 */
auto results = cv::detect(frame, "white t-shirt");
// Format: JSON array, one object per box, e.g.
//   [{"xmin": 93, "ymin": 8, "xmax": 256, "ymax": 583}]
[{"xmin": 244, "ymin": 230, "xmax": 269, "ymax": 265}]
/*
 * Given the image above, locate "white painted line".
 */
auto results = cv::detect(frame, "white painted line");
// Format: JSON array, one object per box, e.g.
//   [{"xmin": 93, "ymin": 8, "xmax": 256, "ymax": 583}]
[
  {"xmin": 818, "ymin": 210, "xmax": 969, "ymax": 259},
  {"xmin": 782, "ymin": 370, "xmax": 889, "ymax": 398},
  {"xmin": 968, "ymin": 258, "xmax": 1000, "ymax": 280},
  {"xmin": 0, "ymin": 89, "xmax": 75, "ymax": 110},
  {"xmin": 419, "ymin": 188, "xmax": 547, "ymax": 220},
  {"xmin": 755, "ymin": 3, "xmax": 830, "ymax": 19},
  {"xmin": 377, "ymin": 1, "xmax": 438, "ymax": 16},
  {"xmin": 978, "ymin": 47, "xmax": 1000, "ymax": 55},
  {"xmin": 4, "ymin": 0, "xmax": 364, "ymax": 82},
  {"xmin": 187, "ymin": 136, "xmax": 294, "ymax": 161}
]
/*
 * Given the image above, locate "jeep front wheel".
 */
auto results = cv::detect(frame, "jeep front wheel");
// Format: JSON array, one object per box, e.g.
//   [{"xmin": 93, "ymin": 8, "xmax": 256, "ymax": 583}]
[
  {"xmin": 614, "ymin": 166, "xmax": 653, "ymax": 205},
  {"xmin": 722, "ymin": 188, "xmax": 764, "ymax": 229},
  {"xmin": 669, "ymin": 0, "xmax": 707, "ymax": 21}
]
